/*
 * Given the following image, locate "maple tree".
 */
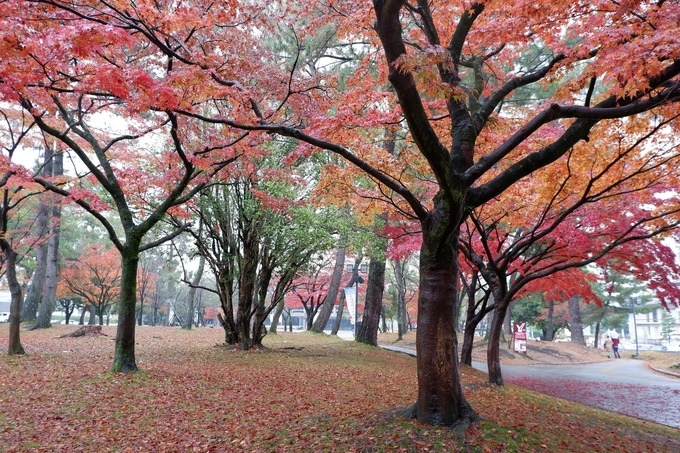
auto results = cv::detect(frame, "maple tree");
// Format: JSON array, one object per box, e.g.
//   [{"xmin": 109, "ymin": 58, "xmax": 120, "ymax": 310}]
[
  {"xmin": 0, "ymin": 0, "xmax": 260, "ymax": 370},
  {"xmin": 236, "ymin": 1, "xmax": 678, "ymax": 424},
  {"xmin": 2, "ymin": 0, "xmax": 679, "ymax": 429},
  {"xmin": 0, "ymin": 112, "xmax": 36, "ymax": 354},
  {"xmin": 57, "ymin": 244, "xmax": 122, "ymax": 325},
  {"xmin": 186, "ymin": 173, "xmax": 336, "ymax": 348}
]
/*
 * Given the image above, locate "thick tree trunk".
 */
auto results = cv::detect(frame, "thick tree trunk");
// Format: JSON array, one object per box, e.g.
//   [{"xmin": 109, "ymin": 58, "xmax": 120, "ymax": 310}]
[
  {"xmin": 311, "ymin": 242, "xmax": 346, "ymax": 333},
  {"xmin": 111, "ymin": 246, "xmax": 140, "ymax": 373},
  {"xmin": 6, "ymin": 248, "xmax": 25, "ymax": 355},
  {"xmin": 357, "ymin": 257, "xmax": 385, "ymax": 346},
  {"xmin": 568, "ymin": 296, "xmax": 586, "ymax": 346},
  {"xmin": 545, "ymin": 299, "xmax": 555, "ymax": 341},
  {"xmin": 412, "ymin": 233, "xmax": 477, "ymax": 426},
  {"xmin": 236, "ymin": 226, "xmax": 259, "ymax": 350},
  {"xmin": 21, "ymin": 205, "xmax": 48, "ymax": 322},
  {"xmin": 88, "ymin": 304, "xmax": 96, "ymax": 325},
  {"xmin": 487, "ymin": 305, "xmax": 508, "ymax": 385}
]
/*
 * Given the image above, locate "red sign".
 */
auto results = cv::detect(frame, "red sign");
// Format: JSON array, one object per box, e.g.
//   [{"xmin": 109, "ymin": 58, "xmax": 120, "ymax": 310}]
[{"xmin": 513, "ymin": 322, "xmax": 527, "ymax": 341}]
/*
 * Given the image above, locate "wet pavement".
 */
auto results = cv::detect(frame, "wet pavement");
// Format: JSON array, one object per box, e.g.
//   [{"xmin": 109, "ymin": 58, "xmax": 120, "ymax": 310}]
[{"xmin": 381, "ymin": 345, "xmax": 680, "ymax": 428}]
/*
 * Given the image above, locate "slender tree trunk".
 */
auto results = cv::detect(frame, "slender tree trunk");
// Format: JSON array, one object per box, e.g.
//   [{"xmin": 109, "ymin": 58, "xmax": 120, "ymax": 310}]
[
  {"xmin": 502, "ymin": 303, "xmax": 512, "ymax": 343},
  {"xmin": 270, "ymin": 298, "xmax": 284, "ymax": 334},
  {"xmin": 111, "ymin": 244, "xmax": 141, "ymax": 373},
  {"xmin": 568, "ymin": 296, "xmax": 586, "ymax": 346},
  {"xmin": 6, "ymin": 248, "xmax": 25, "ymax": 355},
  {"xmin": 393, "ymin": 259, "xmax": 408, "ymax": 341},
  {"xmin": 21, "ymin": 205, "xmax": 48, "ymax": 322},
  {"xmin": 330, "ymin": 290, "xmax": 346, "ymax": 336},
  {"xmin": 32, "ymin": 151, "xmax": 62, "ymax": 329},
  {"xmin": 460, "ymin": 274, "xmax": 489, "ymax": 367},
  {"xmin": 412, "ymin": 228, "xmax": 477, "ymax": 426},
  {"xmin": 184, "ymin": 255, "xmax": 205, "ymax": 330},
  {"xmin": 380, "ymin": 305, "xmax": 388, "ymax": 333},
  {"xmin": 311, "ymin": 242, "xmax": 346, "ymax": 333},
  {"xmin": 594, "ymin": 322, "xmax": 601, "ymax": 348},
  {"xmin": 357, "ymin": 257, "xmax": 385, "ymax": 346}
]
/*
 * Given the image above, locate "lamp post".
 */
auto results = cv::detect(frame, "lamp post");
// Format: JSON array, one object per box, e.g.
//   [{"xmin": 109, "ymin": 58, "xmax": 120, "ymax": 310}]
[
  {"xmin": 354, "ymin": 279, "xmax": 359, "ymax": 339},
  {"xmin": 632, "ymin": 298, "xmax": 639, "ymax": 357}
]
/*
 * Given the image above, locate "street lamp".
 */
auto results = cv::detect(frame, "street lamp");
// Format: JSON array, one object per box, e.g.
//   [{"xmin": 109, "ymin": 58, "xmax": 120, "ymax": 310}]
[
  {"xmin": 354, "ymin": 279, "xmax": 359, "ymax": 339},
  {"xmin": 631, "ymin": 298, "xmax": 639, "ymax": 357}
]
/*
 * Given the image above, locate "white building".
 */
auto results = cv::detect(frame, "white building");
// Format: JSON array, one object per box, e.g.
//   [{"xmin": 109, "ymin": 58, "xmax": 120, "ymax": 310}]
[{"xmin": 627, "ymin": 305, "xmax": 680, "ymax": 346}]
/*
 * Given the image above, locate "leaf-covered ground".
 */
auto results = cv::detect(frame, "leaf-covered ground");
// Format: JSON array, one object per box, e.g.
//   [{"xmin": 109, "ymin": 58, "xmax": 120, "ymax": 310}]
[{"xmin": 1, "ymin": 325, "xmax": 679, "ymax": 452}]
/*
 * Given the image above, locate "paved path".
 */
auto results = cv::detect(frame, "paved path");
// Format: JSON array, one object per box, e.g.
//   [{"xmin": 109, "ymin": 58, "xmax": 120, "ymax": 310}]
[{"xmin": 381, "ymin": 345, "xmax": 680, "ymax": 428}]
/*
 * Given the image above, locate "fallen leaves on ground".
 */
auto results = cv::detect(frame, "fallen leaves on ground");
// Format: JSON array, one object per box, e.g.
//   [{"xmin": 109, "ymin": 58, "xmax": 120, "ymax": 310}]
[{"xmin": 1, "ymin": 325, "xmax": 678, "ymax": 452}]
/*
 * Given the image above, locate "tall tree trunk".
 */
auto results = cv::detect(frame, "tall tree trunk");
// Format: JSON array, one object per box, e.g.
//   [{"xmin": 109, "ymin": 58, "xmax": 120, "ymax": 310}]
[
  {"xmin": 311, "ymin": 241, "xmax": 346, "ymax": 333},
  {"xmin": 460, "ymin": 273, "xmax": 491, "ymax": 367},
  {"xmin": 112, "ymin": 244, "xmax": 141, "ymax": 373},
  {"xmin": 6, "ymin": 247, "xmax": 25, "ymax": 355},
  {"xmin": 411, "ymin": 226, "xmax": 477, "ymax": 426},
  {"xmin": 393, "ymin": 258, "xmax": 408, "ymax": 341},
  {"xmin": 545, "ymin": 299, "xmax": 555, "ymax": 341},
  {"xmin": 568, "ymin": 296, "xmax": 586, "ymax": 346},
  {"xmin": 88, "ymin": 304, "xmax": 96, "ymax": 325},
  {"xmin": 236, "ymin": 225, "xmax": 259, "ymax": 350},
  {"xmin": 184, "ymin": 255, "xmax": 205, "ymax": 330},
  {"xmin": 502, "ymin": 302, "xmax": 512, "ymax": 343},
  {"xmin": 21, "ymin": 204, "xmax": 48, "ymax": 322},
  {"xmin": 357, "ymin": 256, "xmax": 385, "ymax": 346},
  {"xmin": 270, "ymin": 298, "xmax": 284, "ymax": 334},
  {"xmin": 330, "ymin": 290, "xmax": 346, "ymax": 336},
  {"xmin": 380, "ymin": 305, "xmax": 388, "ymax": 333},
  {"xmin": 32, "ymin": 151, "xmax": 63, "ymax": 329},
  {"xmin": 487, "ymin": 305, "xmax": 508, "ymax": 385}
]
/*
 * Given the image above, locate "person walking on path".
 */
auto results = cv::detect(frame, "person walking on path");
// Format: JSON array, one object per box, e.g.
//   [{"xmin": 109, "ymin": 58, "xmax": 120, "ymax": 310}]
[
  {"xmin": 611, "ymin": 336, "xmax": 621, "ymax": 358},
  {"xmin": 603, "ymin": 335, "xmax": 613, "ymax": 359}
]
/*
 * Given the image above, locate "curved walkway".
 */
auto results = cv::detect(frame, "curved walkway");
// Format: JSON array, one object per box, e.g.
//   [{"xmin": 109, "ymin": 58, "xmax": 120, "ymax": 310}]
[{"xmin": 381, "ymin": 345, "xmax": 680, "ymax": 428}]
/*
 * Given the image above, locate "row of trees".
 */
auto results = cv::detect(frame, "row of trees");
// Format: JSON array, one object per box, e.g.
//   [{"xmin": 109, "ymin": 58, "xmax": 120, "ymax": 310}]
[{"xmin": 1, "ymin": 0, "xmax": 679, "ymax": 428}]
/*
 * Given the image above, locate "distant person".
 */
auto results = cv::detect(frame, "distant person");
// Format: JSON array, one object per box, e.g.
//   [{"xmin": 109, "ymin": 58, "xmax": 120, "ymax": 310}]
[
  {"xmin": 611, "ymin": 336, "xmax": 621, "ymax": 358},
  {"xmin": 603, "ymin": 335, "xmax": 613, "ymax": 359}
]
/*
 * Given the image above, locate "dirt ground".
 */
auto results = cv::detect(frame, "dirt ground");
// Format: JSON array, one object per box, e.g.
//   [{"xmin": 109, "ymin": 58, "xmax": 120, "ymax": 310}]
[{"xmin": 377, "ymin": 331, "xmax": 680, "ymax": 377}]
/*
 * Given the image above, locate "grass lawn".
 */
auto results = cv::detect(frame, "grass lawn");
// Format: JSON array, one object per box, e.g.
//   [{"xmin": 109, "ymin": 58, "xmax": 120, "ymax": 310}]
[{"xmin": 1, "ymin": 324, "xmax": 679, "ymax": 452}]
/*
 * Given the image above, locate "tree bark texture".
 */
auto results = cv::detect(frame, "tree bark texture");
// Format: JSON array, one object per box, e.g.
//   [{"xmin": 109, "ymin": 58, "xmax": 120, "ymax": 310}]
[
  {"xmin": 6, "ymin": 248, "xmax": 25, "ymax": 355},
  {"xmin": 311, "ymin": 242, "xmax": 346, "ymax": 333},
  {"xmin": 545, "ymin": 299, "xmax": 555, "ymax": 341},
  {"xmin": 413, "ymin": 231, "xmax": 477, "ymax": 426},
  {"xmin": 111, "ymin": 246, "xmax": 140, "ymax": 373},
  {"xmin": 236, "ymin": 222, "xmax": 259, "ymax": 350},
  {"xmin": 568, "ymin": 296, "xmax": 586, "ymax": 346},
  {"xmin": 486, "ymin": 306, "xmax": 507, "ymax": 385},
  {"xmin": 21, "ymin": 204, "xmax": 48, "ymax": 322},
  {"xmin": 357, "ymin": 257, "xmax": 385, "ymax": 346},
  {"xmin": 32, "ymin": 150, "xmax": 63, "ymax": 329}
]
